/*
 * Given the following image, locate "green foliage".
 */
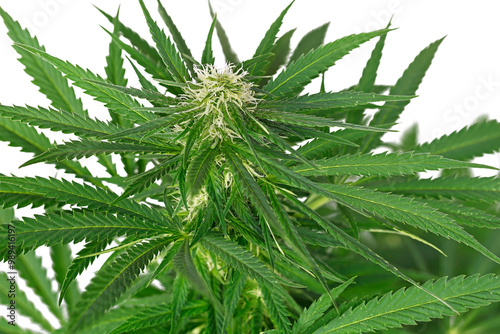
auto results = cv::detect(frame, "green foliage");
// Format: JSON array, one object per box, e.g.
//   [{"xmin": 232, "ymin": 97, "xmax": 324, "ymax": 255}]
[
  {"xmin": 157, "ymin": 0, "xmax": 195, "ymax": 73},
  {"xmin": 264, "ymin": 29, "xmax": 390, "ymax": 98},
  {"xmin": 208, "ymin": 2, "xmax": 239, "ymax": 64},
  {"xmin": 0, "ymin": 211, "xmax": 172, "ymax": 258},
  {"xmin": 415, "ymin": 118, "xmax": 500, "ymax": 160},
  {"xmin": 0, "ymin": 7, "xmax": 85, "ymax": 116},
  {"xmin": 373, "ymin": 176, "xmax": 500, "ymax": 203},
  {"xmin": 292, "ymin": 152, "xmax": 493, "ymax": 177},
  {"xmin": 202, "ymin": 16, "xmax": 217, "ymax": 65},
  {"xmin": 292, "ymin": 277, "xmax": 356, "ymax": 334},
  {"xmin": 288, "ymin": 22, "xmax": 330, "ymax": 65},
  {"xmin": 0, "ymin": 272, "xmax": 54, "ymax": 331},
  {"xmin": 15, "ymin": 44, "xmax": 154, "ymax": 123},
  {"xmin": 361, "ymin": 37, "xmax": 444, "ymax": 152},
  {"xmin": 138, "ymin": 0, "xmax": 190, "ymax": 82},
  {"xmin": 69, "ymin": 236, "xmax": 176, "ymax": 330},
  {"xmin": 0, "ymin": 2, "xmax": 499, "ymax": 334},
  {"xmin": 314, "ymin": 275, "xmax": 500, "ymax": 333},
  {"xmin": 247, "ymin": 1, "xmax": 294, "ymax": 76}
]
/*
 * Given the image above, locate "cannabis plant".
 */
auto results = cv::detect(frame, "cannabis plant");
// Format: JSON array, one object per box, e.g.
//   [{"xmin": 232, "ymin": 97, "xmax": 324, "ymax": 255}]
[{"xmin": 1, "ymin": 1, "xmax": 500, "ymax": 333}]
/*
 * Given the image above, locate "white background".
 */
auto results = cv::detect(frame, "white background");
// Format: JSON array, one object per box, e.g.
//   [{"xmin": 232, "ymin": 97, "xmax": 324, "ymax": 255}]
[{"xmin": 0, "ymin": 0, "xmax": 499, "ymax": 331}]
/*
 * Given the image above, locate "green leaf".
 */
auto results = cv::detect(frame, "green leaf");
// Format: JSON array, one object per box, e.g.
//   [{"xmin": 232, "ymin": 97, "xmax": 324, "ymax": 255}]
[
  {"xmin": 0, "ymin": 317, "xmax": 41, "ymax": 334},
  {"xmin": 170, "ymin": 274, "xmax": 190, "ymax": 333},
  {"xmin": 320, "ymin": 183, "xmax": 500, "ymax": 264},
  {"xmin": 288, "ymin": 22, "xmax": 329, "ymax": 64},
  {"xmin": 373, "ymin": 176, "xmax": 500, "ymax": 204},
  {"xmin": 200, "ymin": 233, "xmax": 283, "ymax": 290},
  {"xmin": 200, "ymin": 234, "xmax": 292, "ymax": 333},
  {"xmin": 261, "ymin": 285, "xmax": 292, "ymax": 334},
  {"xmin": 0, "ymin": 207, "xmax": 13, "ymax": 223},
  {"xmin": 16, "ymin": 252, "xmax": 63, "ymax": 321},
  {"xmin": 70, "ymin": 236, "xmax": 175, "ymax": 330},
  {"xmin": 173, "ymin": 239, "xmax": 220, "ymax": 310},
  {"xmin": 0, "ymin": 113, "xmax": 52, "ymax": 154},
  {"xmin": 101, "ymin": 26, "xmax": 180, "ymax": 94},
  {"xmin": 82, "ymin": 306, "xmax": 151, "ymax": 334},
  {"xmin": 355, "ymin": 24, "xmax": 389, "ymax": 93},
  {"xmin": 423, "ymin": 198, "xmax": 500, "ymax": 229},
  {"xmin": 280, "ymin": 191, "xmax": 454, "ymax": 312},
  {"xmin": 267, "ymin": 187, "xmax": 331, "ymax": 300},
  {"xmin": 157, "ymin": 0, "xmax": 194, "ymax": 73},
  {"xmin": 15, "ymin": 44, "xmax": 154, "ymax": 123},
  {"xmin": 186, "ymin": 146, "xmax": 217, "ymax": 195},
  {"xmin": 139, "ymin": 0, "xmax": 189, "ymax": 82},
  {"xmin": 292, "ymin": 277, "xmax": 356, "ymax": 334},
  {"xmin": 415, "ymin": 119, "xmax": 500, "ymax": 161},
  {"xmin": 292, "ymin": 152, "xmax": 494, "ymax": 177},
  {"xmin": 256, "ymin": 109, "xmax": 397, "ymax": 132},
  {"xmin": 297, "ymin": 129, "xmax": 367, "ymax": 159},
  {"xmin": 108, "ymin": 301, "xmax": 207, "ymax": 334},
  {"xmin": 264, "ymin": 29, "xmax": 390, "ymax": 98},
  {"xmin": 50, "ymin": 244, "xmax": 80, "ymax": 313},
  {"xmin": 285, "ymin": 125, "xmax": 360, "ymax": 148},
  {"xmin": 206, "ymin": 299, "xmax": 219, "ymax": 334},
  {"xmin": 101, "ymin": 11, "xmax": 128, "ymax": 180},
  {"xmin": 259, "ymin": 90, "xmax": 413, "ymax": 112},
  {"xmin": 105, "ymin": 9, "xmax": 128, "ymax": 88},
  {"xmin": 96, "ymin": 6, "xmax": 162, "ymax": 63},
  {"xmin": 0, "ymin": 182, "xmax": 57, "ymax": 209},
  {"xmin": 208, "ymin": 2, "xmax": 239, "ymax": 64},
  {"xmin": 24, "ymin": 139, "xmax": 178, "ymax": 167},
  {"xmin": 182, "ymin": 115, "xmax": 207, "ymax": 169},
  {"xmin": 145, "ymin": 239, "xmax": 183, "ymax": 288},
  {"xmin": 225, "ymin": 148, "xmax": 283, "ymax": 236},
  {"xmin": 0, "ymin": 7, "xmax": 86, "ymax": 116},
  {"xmin": 347, "ymin": 24, "xmax": 390, "ymax": 124},
  {"xmin": 204, "ymin": 176, "xmax": 226, "ymax": 237},
  {"xmin": 0, "ymin": 113, "xmax": 101, "ymax": 184},
  {"xmin": 252, "ymin": 299, "xmax": 265, "ymax": 334},
  {"xmin": 190, "ymin": 210, "xmax": 214, "ymax": 249},
  {"xmin": 362, "ymin": 37, "xmax": 444, "ymax": 152},
  {"xmin": 202, "ymin": 16, "xmax": 217, "ymax": 65},
  {"xmin": 230, "ymin": 104, "xmax": 267, "ymax": 171},
  {"xmin": 0, "ymin": 272, "xmax": 53, "ymax": 332},
  {"xmin": 248, "ymin": 1, "xmax": 294, "ymax": 76},
  {"xmin": 0, "ymin": 211, "xmax": 170, "ymax": 259},
  {"xmin": 260, "ymin": 29, "xmax": 296, "ymax": 86},
  {"xmin": 117, "ymin": 155, "xmax": 181, "ymax": 203},
  {"xmin": 0, "ymin": 104, "xmax": 122, "ymax": 138},
  {"xmin": 314, "ymin": 275, "xmax": 500, "ymax": 334},
  {"xmin": 128, "ymin": 58, "xmax": 161, "ymax": 95},
  {"xmin": 103, "ymin": 111, "xmax": 194, "ymax": 141},
  {"xmin": 84, "ymin": 78, "xmax": 178, "ymax": 106},
  {"xmin": 59, "ymin": 240, "xmax": 110, "ymax": 306},
  {"xmin": 222, "ymin": 271, "xmax": 247, "ymax": 330},
  {"xmin": 0, "ymin": 176, "xmax": 171, "ymax": 227},
  {"xmin": 0, "ymin": 105, "xmax": 173, "ymax": 177},
  {"xmin": 400, "ymin": 123, "xmax": 419, "ymax": 151}
]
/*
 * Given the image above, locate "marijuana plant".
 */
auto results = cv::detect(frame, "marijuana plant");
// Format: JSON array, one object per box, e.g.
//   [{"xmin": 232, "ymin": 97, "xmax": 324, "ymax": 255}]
[{"xmin": 1, "ymin": 1, "xmax": 500, "ymax": 333}]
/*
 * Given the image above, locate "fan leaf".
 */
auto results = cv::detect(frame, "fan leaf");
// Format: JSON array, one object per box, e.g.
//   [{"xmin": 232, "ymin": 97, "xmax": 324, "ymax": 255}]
[
  {"xmin": 292, "ymin": 152, "xmax": 494, "ymax": 177},
  {"xmin": 315, "ymin": 275, "xmax": 500, "ymax": 334},
  {"xmin": 264, "ymin": 29, "xmax": 390, "ymax": 98},
  {"xmin": 0, "ymin": 211, "xmax": 171, "ymax": 259},
  {"xmin": 415, "ymin": 118, "xmax": 500, "ymax": 161},
  {"xmin": 70, "ymin": 236, "xmax": 176, "ymax": 330}
]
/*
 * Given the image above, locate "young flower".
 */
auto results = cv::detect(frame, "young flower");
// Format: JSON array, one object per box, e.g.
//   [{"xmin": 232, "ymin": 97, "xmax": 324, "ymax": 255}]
[{"xmin": 181, "ymin": 64, "xmax": 258, "ymax": 141}]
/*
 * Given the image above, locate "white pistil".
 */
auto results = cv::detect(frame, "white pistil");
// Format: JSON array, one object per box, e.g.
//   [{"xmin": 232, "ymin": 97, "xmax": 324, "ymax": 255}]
[
  {"xmin": 182, "ymin": 64, "xmax": 257, "ymax": 141},
  {"xmin": 186, "ymin": 188, "xmax": 209, "ymax": 222}
]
